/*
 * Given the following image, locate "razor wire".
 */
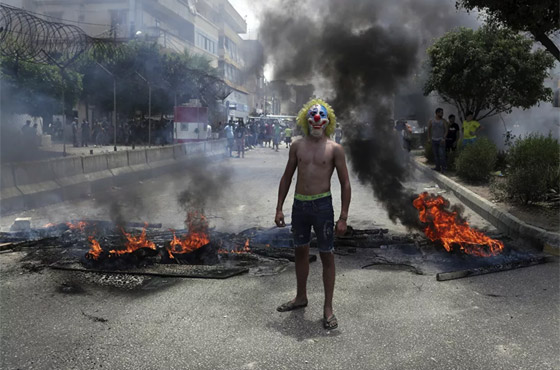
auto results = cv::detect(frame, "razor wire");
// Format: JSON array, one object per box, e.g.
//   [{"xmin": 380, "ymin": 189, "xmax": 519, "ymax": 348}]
[
  {"xmin": 0, "ymin": 4, "xmax": 232, "ymax": 100},
  {"xmin": 0, "ymin": 3, "xmax": 116, "ymax": 67}
]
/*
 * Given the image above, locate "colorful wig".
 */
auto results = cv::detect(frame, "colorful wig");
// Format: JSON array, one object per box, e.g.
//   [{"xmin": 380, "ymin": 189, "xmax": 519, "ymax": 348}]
[{"xmin": 296, "ymin": 98, "xmax": 336, "ymax": 137}]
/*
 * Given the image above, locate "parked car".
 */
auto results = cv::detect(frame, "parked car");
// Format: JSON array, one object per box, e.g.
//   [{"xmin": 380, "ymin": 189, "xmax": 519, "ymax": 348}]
[{"xmin": 394, "ymin": 119, "xmax": 426, "ymax": 150}]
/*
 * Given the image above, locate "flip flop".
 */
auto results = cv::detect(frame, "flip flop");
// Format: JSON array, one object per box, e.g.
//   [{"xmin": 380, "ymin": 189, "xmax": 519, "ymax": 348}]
[
  {"xmin": 276, "ymin": 300, "xmax": 308, "ymax": 312},
  {"xmin": 323, "ymin": 314, "xmax": 338, "ymax": 330}
]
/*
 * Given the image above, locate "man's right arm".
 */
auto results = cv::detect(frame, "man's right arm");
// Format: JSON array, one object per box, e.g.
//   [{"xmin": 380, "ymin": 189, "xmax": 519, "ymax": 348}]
[{"xmin": 275, "ymin": 141, "xmax": 299, "ymax": 227}]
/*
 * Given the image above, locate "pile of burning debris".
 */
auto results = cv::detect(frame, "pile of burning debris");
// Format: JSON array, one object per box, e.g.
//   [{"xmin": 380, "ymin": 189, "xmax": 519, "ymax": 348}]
[{"xmin": 0, "ymin": 193, "xmax": 551, "ymax": 282}]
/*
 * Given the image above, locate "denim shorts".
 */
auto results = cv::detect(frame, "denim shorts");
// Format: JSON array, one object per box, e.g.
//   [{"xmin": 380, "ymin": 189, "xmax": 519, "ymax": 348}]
[{"xmin": 291, "ymin": 195, "xmax": 334, "ymax": 253}]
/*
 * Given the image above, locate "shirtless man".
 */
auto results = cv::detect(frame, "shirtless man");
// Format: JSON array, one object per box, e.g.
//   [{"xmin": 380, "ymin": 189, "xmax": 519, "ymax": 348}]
[{"xmin": 274, "ymin": 99, "xmax": 351, "ymax": 330}]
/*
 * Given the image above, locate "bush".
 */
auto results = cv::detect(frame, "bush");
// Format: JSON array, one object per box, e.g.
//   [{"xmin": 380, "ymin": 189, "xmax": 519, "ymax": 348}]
[
  {"xmin": 494, "ymin": 150, "xmax": 508, "ymax": 172},
  {"xmin": 446, "ymin": 147, "xmax": 462, "ymax": 172},
  {"xmin": 505, "ymin": 133, "xmax": 560, "ymax": 203},
  {"xmin": 455, "ymin": 137, "xmax": 498, "ymax": 183}
]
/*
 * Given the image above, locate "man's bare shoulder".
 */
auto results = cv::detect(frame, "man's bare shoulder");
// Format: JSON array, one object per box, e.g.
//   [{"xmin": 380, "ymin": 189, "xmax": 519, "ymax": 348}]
[{"xmin": 328, "ymin": 138, "xmax": 344, "ymax": 153}]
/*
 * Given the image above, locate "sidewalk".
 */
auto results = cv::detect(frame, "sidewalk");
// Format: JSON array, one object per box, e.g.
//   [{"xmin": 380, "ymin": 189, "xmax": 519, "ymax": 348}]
[{"xmin": 411, "ymin": 155, "xmax": 560, "ymax": 255}]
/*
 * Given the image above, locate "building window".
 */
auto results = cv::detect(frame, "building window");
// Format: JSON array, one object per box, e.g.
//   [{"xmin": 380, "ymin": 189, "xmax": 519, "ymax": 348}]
[{"xmin": 195, "ymin": 31, "xmax": 216, "ymax": 55}]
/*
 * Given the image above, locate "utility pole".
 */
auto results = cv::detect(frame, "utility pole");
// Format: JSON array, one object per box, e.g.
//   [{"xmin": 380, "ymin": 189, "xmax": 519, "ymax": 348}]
[
  {"xmin": 96, "ymin": 62, "xmax": 117, "ymax": 151},
  {"xmin": 135, "ymin": 71, "xmax": 151, "ymax": 147}
]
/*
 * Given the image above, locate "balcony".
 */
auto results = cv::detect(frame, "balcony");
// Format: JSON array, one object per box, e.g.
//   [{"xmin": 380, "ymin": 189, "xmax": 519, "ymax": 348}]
[
  {"xmin": 144, "ymin": 0, "xmax": 195, "ymax": 25},
  {"xmin": 220, "ymin": 1, "xmax": 246, "ymax": 34}
]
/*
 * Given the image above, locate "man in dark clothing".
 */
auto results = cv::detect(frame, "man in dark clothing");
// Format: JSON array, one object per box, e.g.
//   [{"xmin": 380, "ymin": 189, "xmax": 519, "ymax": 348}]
[
  {"xmin": 446, "ymin": 114, "xmax": 460, "ymax": 152},
  {"xmin": 235, "ymin": 122, "xmax": 246, "ymax": 158},
  {"xmin": 81, "ymin": 119, "xmax": 89, "ymax": 147}
]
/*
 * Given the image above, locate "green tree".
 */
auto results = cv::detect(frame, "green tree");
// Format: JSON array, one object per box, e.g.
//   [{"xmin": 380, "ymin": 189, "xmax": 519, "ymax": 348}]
[
  {"xmin": 0, "ymin": 55, "xmax": 82, "ymax": 119},
  {"xmin": 79, "ymin": 41, "xmax": 223, "ymax": 119},
  {"xmin": 424, "ymin": 25, "xmax": 555, "ymax": 121},
  {"xmin": 457, "ymin": 0, "xmax": 560, "ymax": 62}
]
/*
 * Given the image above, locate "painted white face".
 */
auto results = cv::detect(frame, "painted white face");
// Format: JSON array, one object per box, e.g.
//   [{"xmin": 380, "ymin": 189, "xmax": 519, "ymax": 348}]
[{"xmin": 307, "ymin": 104, "xmax": 329, "ymax": 137}]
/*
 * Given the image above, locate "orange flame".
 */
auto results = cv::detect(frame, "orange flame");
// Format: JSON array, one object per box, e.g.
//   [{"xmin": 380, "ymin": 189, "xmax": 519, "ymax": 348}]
[
  {"xmin": 166, "ymin": 211, "xmax": 210, "ymax": 258},
  {"xmin": 218, "ymin": 238, "xmax": 251, "ymax": 254},
  {"xmin": 413, "ymin": 192, "xmax": 504, "ymax": 257},
  {"xmin": 110, "ymin": 224, "xmax": 156, "ymax": 256},
  {"xmin": 86, "ymin": 236, "xmax": 103, "ymax": 260},
  {"xmin": 67, "ymin": 221, "xmax": 87, "ymax": 231}
]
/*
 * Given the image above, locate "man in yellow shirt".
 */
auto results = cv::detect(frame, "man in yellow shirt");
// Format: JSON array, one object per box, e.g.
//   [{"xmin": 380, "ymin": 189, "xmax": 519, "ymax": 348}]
[
  {"xmin": 284, "ymin": 125, "xmax": 293, "ymax": 148},
  {"xmin": 462, "ymin": 111, "xmax": 481, "ymax": 146}
]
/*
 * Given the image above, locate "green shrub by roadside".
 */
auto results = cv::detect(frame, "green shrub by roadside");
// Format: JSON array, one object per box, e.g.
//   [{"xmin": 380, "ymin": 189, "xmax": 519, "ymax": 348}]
[
  {"xmin": 455, "ymin": 137, "xmax": 498, "ymax": 183},
  {"xmin": 505, "ymin": 134, "xmax": 560, "ymax": 204},
  {"xmin": 446, "ymin": 147, "xmax": 461, "ymax": 172}
]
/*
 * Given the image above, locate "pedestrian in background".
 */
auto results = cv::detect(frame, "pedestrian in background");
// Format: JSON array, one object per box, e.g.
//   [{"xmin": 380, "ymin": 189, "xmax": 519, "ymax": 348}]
[
  {"xmin": 284, "ymin": 125, "xmax": 293, "ymax": 148},
  {"xmin": 462, "ymin": 111, "xmax": 481, "ymax": 147},
  {"xmin": 72, "ymin": 119, "xmax": 79, "ymax": 147},
  {"xmin": 235, "ymin": 121, "xmax": 247, "ymax": 158},
  {"xmin": 427, "ymin": 108, "xmax": 448, "ymax": 173},
  {"xmin": 273, "ymin": 121, "xmax": 281, "ymax": 151},
  {"xmin": 335, "ymin": 124, "xmax": 342, "ymax": 144},
  {"xmin": 81, "ymin": 119, "xmax": 89, "ymax": 147},
  {"xmin": 446, "ymin": 114, "xmax": 460, "ymax": 152},
  {"xmin": 224, "ymin": 121, "xmax": 234, "ymax": 157}
]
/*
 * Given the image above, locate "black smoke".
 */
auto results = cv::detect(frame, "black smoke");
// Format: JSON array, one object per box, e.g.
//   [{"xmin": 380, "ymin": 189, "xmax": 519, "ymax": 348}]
[{"xmin": 257, "ymin": 0, "xmax": 478, "ymax": 227}]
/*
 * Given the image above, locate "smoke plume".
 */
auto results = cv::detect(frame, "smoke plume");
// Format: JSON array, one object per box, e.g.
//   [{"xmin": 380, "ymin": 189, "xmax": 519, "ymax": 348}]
[{"xmin": 258, "ymin": 0, "xmax": 478, "ymax": 227}]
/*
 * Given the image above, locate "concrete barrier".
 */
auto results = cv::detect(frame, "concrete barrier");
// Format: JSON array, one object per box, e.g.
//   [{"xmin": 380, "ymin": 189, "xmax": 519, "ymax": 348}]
[
  {"xmin": 51, "ymin": 156, "xmax": 90, "ymax": 200},
  {"xmin": 13, "ymin": 159, "xmax": 61, "ymax": 208},
  {"xmin": 186, "ymin": 142, "xmax": 206, "ymax": 157},
  {"xmin": 127, "ymin": 149, "xmax": 150, "ymax": 176},
  {"xmin": 1, "ymin": 141, "xmax": 228, "ymax": 216},
  {"xmin": 82, "ymin": 154, "xmax": 113, "ymax": 191},
  {"xmin": 107, "ymin": 151, "xmax": 131, "ymax": 175},
  {"xmin": 0, "ymin": 163, "xmax": 24, "ymax": 213},
  {"xmin": 146, "ymin": 146, "xmax": 176, "ymax": 175},
  {"xmin": 173, "ymin": 144, "xmax": 186, "ymax": 159}
]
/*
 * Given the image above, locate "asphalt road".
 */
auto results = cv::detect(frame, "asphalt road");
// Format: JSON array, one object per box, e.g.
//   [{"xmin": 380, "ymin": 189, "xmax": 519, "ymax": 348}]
[{"xmin": 1, "ymin": 145, "xmax": 558, "ymax": 370}]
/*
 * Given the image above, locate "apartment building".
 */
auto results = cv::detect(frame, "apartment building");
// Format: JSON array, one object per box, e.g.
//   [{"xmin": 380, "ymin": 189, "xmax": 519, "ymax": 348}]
[{"xmin": 17, "ymin": 0, "xmax": 255, "ymax": 121}]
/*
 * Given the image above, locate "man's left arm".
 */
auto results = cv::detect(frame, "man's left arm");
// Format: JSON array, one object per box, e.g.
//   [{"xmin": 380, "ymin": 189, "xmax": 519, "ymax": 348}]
[{"xmin": 334, "ymin": 144, "xmax": 351, "ymax": 236}]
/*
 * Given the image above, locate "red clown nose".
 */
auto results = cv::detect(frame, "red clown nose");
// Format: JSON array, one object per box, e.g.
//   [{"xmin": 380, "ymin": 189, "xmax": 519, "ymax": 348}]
[{"xmin": 314, "ymin": 114, "xmax": 321, "ymax": 122}]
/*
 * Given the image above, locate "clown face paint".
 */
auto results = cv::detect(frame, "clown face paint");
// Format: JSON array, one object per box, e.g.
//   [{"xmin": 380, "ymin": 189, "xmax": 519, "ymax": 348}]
[{"xmin": 307, "ymin": 104, "xmax": 329, "ymax": 137}]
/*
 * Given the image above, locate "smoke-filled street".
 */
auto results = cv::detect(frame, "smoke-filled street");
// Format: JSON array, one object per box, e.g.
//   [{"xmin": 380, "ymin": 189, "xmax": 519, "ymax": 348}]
[{"xmin": 1, "ymin": 148, "xmax": 558, "ymax": 370}]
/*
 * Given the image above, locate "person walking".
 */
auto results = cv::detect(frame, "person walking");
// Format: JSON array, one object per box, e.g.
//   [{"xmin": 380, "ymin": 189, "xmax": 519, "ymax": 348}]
[
  {"xmin": 427, "ymin": 108, "xmax": 448, "ymax": 173},
  {"xmin": 275, "ymin": 98, "xmax": 351, "ymax": 330},
  {"xmin": 284, "ymin": 125, "xmax": 293, "ymax": 148}
]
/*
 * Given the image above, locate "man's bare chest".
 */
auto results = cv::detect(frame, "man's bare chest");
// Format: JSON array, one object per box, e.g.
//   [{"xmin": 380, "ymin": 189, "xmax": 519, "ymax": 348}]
[{"xmin": 297, "ymin": 149, "xmax": 334, "ymax": 168}]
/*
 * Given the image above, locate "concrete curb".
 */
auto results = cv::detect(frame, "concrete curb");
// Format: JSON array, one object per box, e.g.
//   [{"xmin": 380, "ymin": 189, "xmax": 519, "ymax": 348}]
[{"xmin": 411, "ymin": 157, "xmax": 560, "ymax": 254}]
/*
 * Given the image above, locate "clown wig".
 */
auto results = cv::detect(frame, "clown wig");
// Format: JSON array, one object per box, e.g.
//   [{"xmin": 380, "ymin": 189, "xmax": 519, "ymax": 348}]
[{"xmin": 296, "ymin": 98, "xmax": 337, "ymax": 137}]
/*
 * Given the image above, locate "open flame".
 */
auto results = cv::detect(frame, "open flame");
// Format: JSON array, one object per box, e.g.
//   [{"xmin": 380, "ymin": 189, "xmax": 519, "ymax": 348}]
[
  {"xmin": 166, "ymin": 210, "xmax": 210, "ymax": 258},
  {"xmin": 110, "ymin": 224, "xmax": 156, "ymax": 256},
  {"xmin": 86, "ymin": 236, "xmax": 103, "ymax": 260},
  {"xmin": 218, "ymin": 238, "xmax": 251, "ymax": 254},
  {"xmin": 67, "ymin": 221, "xmax": 87, "ymax": 231},
  {"xmin": 413, "ymin": 192, "xmax": 504, "ymax": 257}
]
